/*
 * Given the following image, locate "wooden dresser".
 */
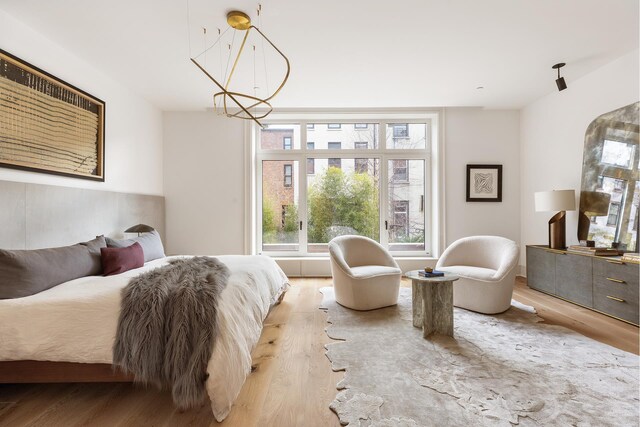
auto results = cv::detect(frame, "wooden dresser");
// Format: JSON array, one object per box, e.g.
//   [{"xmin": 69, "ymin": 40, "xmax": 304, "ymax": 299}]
[{"xmin": 526, "ymin": 245, "xmax": 639, "ymax": 325}]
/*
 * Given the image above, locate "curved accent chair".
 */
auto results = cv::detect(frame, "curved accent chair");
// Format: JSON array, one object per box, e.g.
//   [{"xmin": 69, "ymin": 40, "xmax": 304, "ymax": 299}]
[
  {"xmin": 435, "ymin": 236, "xmax": 520, "ymax": 314},
  {"xmin": 328, "ymin": 235, "xmax": 402, "ymax": 310}
]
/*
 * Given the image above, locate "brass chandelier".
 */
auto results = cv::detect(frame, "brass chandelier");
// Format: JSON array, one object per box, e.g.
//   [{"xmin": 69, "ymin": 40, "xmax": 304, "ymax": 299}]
[{"xmin": 188, "ymin": 5, "xmax": 290, "ymax": 127}]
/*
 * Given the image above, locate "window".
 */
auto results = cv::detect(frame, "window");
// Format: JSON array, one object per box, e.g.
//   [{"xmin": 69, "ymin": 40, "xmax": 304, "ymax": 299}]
[
  {"xmin": 283, "ymin": 136, "xmax": 292, "ymax": 150},
  {"xmin": 261, "ymin": 160, "xmax": 299, "ymax": 252},
  {"xmin": 391, "ymin": 160, "xmax": 408, "ymax": 182},
  {"xmin": 607, "ymin": 202, "xmax": 621, "ymax": 226},
  {"xmin": 328, "ymin": 142, "xmax": 341, "ymax": 169},
  {"xmin": 355, "ymin": 142, "xmax": 368, "ymax": 173},
  {"xmin": 614, "ymin": 179, "xmax": 626, "ymax": 192},
  {"xmin": 387, "ymin": 159, "xmax": 425, "ymax": 251},
  {"xmin": 284, "ymin": 164, "xmax": 293, "ymax": 187},
  {"xmin": 307, "ymin": 142, "xmax": 315, "ymax": 174},
  {"xmin": 392, "ymin": 201, "xmax": 409, "ymax": 238},
  {"xmin": 307, "ymin": 124, "xmax": 314, "ymax": 130},
  {"xmin": 601, "ymin": 139, "xmax": 635, "ymax": 169},
  {"xmin": 393, "ymin": 124, "xmax": 409, "ymax": 138},
  {"xmin": 256, "ymin": 114, "xmax": 435, "ymax": 256},
  {"xmin": 355, "ymin": 141, "xmax": 368, "ymax": 149}
]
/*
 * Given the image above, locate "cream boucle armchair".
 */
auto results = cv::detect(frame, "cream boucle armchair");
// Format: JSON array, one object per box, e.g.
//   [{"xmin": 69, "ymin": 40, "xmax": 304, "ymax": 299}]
[
  {"xmin": 328, "ymin": 235, "xmax": 402, "ymax": 310},
  {"xmin": 436, "ymin": 235, "xmax": 520, "ymax": 314}
]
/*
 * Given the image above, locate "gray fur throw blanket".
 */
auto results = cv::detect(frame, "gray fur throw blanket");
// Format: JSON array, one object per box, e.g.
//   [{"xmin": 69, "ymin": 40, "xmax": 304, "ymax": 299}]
[{"xmin": 113, "ymin": 257, "xmax": 230, "ymax": 409}]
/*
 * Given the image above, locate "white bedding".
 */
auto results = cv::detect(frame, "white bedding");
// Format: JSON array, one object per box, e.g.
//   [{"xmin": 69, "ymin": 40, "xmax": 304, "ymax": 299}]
[{"xmin": 0, "ymin": 255, "xmax": 289, "ymax": 422}]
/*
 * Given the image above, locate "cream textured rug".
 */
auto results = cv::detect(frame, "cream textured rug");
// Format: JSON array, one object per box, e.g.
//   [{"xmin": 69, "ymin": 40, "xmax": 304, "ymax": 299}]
[{"xmin": 320, "ymin": 287, "xmax": 639, "ymax": 427}]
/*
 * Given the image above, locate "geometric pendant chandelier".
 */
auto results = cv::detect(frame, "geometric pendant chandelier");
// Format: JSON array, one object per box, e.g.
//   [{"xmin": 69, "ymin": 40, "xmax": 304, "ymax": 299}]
[{"xmin": 188, "ymin": 5, "xmax": 290, "ymax": 127}]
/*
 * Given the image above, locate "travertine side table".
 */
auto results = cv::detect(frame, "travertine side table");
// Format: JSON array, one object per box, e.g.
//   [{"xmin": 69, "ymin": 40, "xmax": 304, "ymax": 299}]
[{"xmin": 405, "ymin": 271, "xmax": 459, "ymax": 339}]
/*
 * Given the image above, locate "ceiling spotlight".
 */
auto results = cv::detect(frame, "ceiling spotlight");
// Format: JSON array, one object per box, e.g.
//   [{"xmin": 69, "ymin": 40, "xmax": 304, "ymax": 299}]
[{"xmin": 552, "ymin": 63, "xmax": 567, "ymax": 91}]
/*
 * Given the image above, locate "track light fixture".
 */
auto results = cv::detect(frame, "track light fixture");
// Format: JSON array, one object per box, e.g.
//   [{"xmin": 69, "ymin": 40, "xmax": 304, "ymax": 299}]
[{"xmin": 552, "ymin": 63, "xmax": 567, "ymax": 91}]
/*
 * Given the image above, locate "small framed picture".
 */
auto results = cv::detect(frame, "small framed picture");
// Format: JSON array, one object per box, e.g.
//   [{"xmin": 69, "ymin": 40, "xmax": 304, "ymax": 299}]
[{"xmin": 466, "ymin": 164, "xmax": 503, "ymax": 202}]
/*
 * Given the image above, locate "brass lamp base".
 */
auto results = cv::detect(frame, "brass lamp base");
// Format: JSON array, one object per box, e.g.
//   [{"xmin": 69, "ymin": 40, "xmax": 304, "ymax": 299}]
[{"xmin": 548, "ymin": 211, "xmax": 567, "ymax": 249}]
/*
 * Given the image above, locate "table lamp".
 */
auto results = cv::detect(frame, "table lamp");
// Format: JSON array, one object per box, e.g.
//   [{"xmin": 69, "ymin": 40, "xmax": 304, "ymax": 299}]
[
  {"xmin": 577, "ymin": 191, "xmax": 611, "ymax": 241},
  {"xmin": 124, "ymin": 224, "xmax": 155, "ymax": 236},
  {"xmin": 535, "ymin": 190, "xmax": 576, "ymax": 249}
]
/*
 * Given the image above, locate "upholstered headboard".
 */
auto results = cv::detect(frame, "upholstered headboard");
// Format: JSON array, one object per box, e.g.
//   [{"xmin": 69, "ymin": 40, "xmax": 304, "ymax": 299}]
[{"xmin": 0, "ymin": 180, "xmax": 165, "ymax": 250}]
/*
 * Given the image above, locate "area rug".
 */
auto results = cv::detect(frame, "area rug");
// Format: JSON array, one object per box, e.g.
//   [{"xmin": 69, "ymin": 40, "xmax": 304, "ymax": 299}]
[{"xmin": 320, "ymin": 287, "xmax": 639, "ymax": 426}]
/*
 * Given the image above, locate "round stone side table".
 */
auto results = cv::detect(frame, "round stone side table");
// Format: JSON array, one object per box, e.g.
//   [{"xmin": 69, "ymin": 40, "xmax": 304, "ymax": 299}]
[{"xmin": 405, "ymin": 271, "xmax": 459, "ymax": 339}]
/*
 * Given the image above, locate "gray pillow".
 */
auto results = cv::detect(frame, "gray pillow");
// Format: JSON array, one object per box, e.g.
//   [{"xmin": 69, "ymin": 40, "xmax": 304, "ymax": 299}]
[
  {"xmin": 0, "ymin": 236, "xmax": 106, "ymax": 299},
  {"xmin": 105, "ymin": 230, "xmax": 165, "ymax": 263}
]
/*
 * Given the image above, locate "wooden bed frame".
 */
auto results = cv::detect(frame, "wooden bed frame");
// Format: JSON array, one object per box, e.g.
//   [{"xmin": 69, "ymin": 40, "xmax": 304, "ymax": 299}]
[{"xmin": 0, "ymin": 361, "xmax": 133, "ymax": 383}]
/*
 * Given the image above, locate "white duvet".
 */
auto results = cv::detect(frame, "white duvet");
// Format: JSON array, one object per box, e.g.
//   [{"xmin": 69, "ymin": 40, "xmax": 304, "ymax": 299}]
[{"xmin": 0, "ymin": 255, "xmax": 289, "ymax": 422}]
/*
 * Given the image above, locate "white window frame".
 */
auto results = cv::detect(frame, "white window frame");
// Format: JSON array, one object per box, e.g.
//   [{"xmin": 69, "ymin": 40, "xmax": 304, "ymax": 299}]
[{"xmin": 248, "ymin": 111, "xmax": 443, "ymax": 258}]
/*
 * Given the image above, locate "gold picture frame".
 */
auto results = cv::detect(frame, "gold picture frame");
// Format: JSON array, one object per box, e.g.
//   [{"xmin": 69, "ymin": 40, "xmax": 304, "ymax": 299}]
[{"xmin": 0, "ymin": 49, "xmax": 105, "ymax": 181}]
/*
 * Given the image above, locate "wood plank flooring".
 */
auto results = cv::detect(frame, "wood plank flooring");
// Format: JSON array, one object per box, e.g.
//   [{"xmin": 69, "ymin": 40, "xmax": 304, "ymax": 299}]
[{"xmin": 0, "ymin": 277, "xmax": 637, "ymax": 426}]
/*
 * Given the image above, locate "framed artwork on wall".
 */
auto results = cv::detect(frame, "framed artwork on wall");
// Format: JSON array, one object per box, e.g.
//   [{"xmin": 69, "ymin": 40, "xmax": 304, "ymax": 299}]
[
  {"xmin": 466, "ymin": 164, "xmax": 503, "ymax": 202},
  {"xmin": 0, "ymin": 48, "xmax": 105, "ymax": 181}
]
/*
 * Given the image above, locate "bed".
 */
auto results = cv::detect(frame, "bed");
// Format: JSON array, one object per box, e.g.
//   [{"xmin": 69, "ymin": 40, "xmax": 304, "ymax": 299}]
[{"xmin": 0, "ymin": 254, "xmax": 289, "ymax": 422}]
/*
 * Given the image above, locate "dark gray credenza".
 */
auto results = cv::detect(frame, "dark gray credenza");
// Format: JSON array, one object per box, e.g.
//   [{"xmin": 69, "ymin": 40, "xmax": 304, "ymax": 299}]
[{"xmin": 526, "ymin": 245, "xmax": 639, "ymax": 326}]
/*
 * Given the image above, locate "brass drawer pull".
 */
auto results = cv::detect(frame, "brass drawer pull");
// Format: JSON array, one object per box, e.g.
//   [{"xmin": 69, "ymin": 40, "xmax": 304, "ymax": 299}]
[
  {"xmin": 606, "ymin": 295, "xmax": 625, "ymax": 303},
  {"xmin": 606, "ymin": 260, "xmax": 624, "ymax": 265},
  {"xmin": 606, "ymin": 277, "xmax": 626, "ymax": 284}
]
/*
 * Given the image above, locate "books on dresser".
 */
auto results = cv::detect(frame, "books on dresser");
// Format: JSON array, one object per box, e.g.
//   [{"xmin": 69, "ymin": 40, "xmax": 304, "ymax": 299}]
[
  {"xmin": 566, "ymin": 245, "xmax": 620, "ymax": 256},
  {"xmin": 621, "ymin": 253, "xmax": 640, "ymax": 263}
]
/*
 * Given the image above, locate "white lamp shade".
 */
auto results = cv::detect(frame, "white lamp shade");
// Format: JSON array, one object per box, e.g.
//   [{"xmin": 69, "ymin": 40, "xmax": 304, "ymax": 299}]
[{"xmin": 535, "ymin": 190, "xmax": 576, "ymax": 212}]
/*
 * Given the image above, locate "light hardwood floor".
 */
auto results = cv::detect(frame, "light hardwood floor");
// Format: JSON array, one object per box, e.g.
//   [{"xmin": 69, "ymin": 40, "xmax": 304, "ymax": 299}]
[{"xmin": 0, "ymin": 277, "xmax": 637, "ymax": 427}]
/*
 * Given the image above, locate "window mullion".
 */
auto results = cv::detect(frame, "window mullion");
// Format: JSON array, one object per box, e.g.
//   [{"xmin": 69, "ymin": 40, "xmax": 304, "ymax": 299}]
[
  {"xmin": 299, "ymin": 123, "xmax": 308, "ymax": 256},
  {"xmin": 379, "ymin": 154, "xmax": 389, "ymax": 249}
]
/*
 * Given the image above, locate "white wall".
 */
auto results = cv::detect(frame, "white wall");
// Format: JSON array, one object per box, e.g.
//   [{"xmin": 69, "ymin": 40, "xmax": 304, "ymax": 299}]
[
  {"xmin": 0, "ymin": 9, "xmax": 163, "ymax": 196},
  {"xmin": 520, "ymin": 50, "xmax": 639, "ymax": 269},
  {"xmin": 444, "ymin": 109, "xmax": 521, "ymax": 247},
  {"xmin": 163, "ymin": 112, "xmax": 245, "ymax": 255},
  {"xmin": 163, "ymin": 109, "xmax": 522, "ymax": 275}
]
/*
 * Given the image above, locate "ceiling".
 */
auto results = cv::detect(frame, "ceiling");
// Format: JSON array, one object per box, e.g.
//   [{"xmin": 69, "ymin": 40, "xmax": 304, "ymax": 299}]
[{"xmin": 1, "ymin": 0, "xmax": 637, "ymax": 111}]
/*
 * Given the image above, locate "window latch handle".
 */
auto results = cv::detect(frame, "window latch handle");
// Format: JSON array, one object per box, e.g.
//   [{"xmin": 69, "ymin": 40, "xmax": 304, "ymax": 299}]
[
  {"xmin": 299, "ymin": 221, "xmax": 303, "ymax": 231},
  {"xmin": 385, "ymin": 220, "xmax": 388, "ymax": 230}
]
